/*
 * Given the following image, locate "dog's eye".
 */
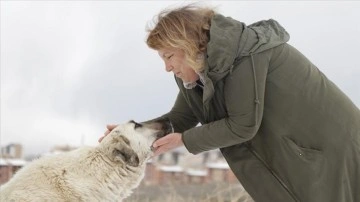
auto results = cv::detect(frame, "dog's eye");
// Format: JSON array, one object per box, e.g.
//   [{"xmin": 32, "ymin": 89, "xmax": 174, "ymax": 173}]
[
  {"xmin": 134, "ymin": 122, "xmax": 142, "ymax": 129},
  {"xmin": 130, "ymin": 120, "xmax": 142, "ymax": 129}
]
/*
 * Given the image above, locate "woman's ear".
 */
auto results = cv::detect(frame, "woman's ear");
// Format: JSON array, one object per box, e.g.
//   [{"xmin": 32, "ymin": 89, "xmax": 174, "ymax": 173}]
[{"xmin": 196, "ymin": 53, "xmax": 205, "ymax": 63}]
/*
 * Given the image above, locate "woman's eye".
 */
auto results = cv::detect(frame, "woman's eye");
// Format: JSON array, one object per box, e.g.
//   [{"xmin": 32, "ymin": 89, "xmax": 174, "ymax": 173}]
[{"xmin": 167, "ymin": 54, "xmax": 174, "ymax": 59}]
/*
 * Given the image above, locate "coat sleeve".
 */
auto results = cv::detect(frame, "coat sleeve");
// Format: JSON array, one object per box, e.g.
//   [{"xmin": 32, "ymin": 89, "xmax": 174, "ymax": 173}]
[
  {"xmin": 151, "ymin": 91, "xmax": 199, "ymax": 133},
  {"xmin": 182, "ymin": 52, "xmax": 269, "ymax": 154}
]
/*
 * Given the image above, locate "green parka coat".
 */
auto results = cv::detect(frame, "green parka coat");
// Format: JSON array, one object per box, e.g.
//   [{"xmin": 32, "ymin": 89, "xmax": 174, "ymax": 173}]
[{"xmin": 158, "ymin": 14, "xmax": 360, "ymax": 202}]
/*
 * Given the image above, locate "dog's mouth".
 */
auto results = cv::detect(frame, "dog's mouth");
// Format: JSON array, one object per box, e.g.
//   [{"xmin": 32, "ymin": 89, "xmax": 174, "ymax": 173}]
[
  {"xmin": 141, "ymin": 118, "xmax": 173, "ymax": 152},
  {"xmin": 155, "ymin": 123, "xmax": 174, "ymax": 139},
  {"xmin": 151, "ymin": 122, "xmax": 174, "ymax": 152}
]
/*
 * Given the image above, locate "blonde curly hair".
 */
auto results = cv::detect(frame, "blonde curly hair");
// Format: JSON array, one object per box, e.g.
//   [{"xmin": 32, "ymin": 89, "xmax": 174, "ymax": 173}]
[{"xmin": 146, "ymin": 4, "xmax": 215, "ymax": 72}]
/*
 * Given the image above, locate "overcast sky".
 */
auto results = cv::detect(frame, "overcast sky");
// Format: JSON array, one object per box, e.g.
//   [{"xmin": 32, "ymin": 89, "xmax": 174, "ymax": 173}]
[{"xmin": 1, "ymin": 1, "xmax": 360, "ymax": 157}]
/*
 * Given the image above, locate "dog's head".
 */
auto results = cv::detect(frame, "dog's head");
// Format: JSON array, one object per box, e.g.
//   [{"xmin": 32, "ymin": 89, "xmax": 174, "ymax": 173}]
[{"xmin": 100, "ymin": 118, "xmax": 173, "ymax": 167}]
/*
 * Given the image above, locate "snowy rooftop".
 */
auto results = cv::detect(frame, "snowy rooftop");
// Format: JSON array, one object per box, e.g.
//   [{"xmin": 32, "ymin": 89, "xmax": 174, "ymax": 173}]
[
  {"xmin": 159, "ymin": 165, "xmax": 184, "ymax": 172},
  {"xmin": 206, "ymin": 161, "xmax": 229, "ymax": 169},
  {"xmin": 0, "ymin": 158, "xmax": 28, "ymax": 166},
  {"xmin": 185, "ymin": 168, "xmax": 208, "ymax": 176}
]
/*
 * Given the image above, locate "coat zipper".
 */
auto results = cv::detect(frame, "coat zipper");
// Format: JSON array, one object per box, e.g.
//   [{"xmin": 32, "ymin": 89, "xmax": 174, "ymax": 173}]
[{"xmin": 245, "ymin": 143, "xmax": 300, "ymax": 202}]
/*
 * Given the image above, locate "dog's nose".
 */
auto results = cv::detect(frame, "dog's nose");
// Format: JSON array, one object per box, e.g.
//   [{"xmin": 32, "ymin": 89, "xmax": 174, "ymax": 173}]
[
  {"xmin": 141, "ymin": 117, "xmax": 174, "ymax": 138},
  {"xmin": 155, "ymin": 117, "xmax": 174, "ymax": 135}
]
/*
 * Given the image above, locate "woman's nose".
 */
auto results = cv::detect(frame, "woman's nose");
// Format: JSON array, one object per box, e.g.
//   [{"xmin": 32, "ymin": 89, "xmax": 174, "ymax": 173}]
[{"xmin": 165, "ymin": 62, "xmax": 173, "ymax": 72}]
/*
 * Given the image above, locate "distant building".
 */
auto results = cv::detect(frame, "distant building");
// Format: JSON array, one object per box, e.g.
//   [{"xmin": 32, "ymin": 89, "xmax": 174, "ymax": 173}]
[
  {"xmin": 1, "ymin": 143, "xmax": 23, "ymax": 159},
  {"xmin": 50, "ymin": 145, "xmax": 78, "ymax": 153},
  {"xmin": 40, "ymin": 145, "xmax": 78, "ymax": 157},
  {"xmin": 0, "ymin": 158, "xmax": 28, "ymax": 185},
  {"xmin": 144, "ymin": 149, "xmax": 237, "ymax": 185},
  {"xmin": 0, "ymin": 143, "xmax": 27, "ymax": 185}
]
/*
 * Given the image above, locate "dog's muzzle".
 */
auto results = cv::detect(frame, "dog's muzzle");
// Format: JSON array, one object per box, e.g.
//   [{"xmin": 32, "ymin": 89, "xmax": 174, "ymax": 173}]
[
  {"xmin": 155, "ymin": 118, "xmax": 174, "ymax": 139},
  {"xmin": 142, "ymin": 117, "xmax": 174, "ymax": 139}
]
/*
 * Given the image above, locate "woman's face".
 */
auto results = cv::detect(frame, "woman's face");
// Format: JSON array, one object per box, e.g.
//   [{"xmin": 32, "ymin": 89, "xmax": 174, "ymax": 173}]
[{"xmin": 158, "ymin": 48, "xmax": 199, "ymax": 83}]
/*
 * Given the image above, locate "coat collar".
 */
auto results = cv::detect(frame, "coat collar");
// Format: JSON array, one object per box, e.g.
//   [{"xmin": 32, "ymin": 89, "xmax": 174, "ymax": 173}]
[{"xmin": 202, "ymin": 14, "xmax": 290, "ymax": 106}]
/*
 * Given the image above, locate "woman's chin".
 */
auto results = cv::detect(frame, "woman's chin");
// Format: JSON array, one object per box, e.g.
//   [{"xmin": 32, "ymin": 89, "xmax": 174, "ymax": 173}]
[{"xmin": 175, "ymin": 73, "xmax": 182, "ymax": 78}]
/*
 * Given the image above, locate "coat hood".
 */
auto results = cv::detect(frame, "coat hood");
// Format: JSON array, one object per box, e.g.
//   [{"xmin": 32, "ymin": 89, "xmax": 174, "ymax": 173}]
[
  {"xmin": 202, "ymin": 14, "xmax": 290, "ymax": 105},
  {"xmin": 206, "ymin": 14, "xmax": 290, "ymax": 82}
]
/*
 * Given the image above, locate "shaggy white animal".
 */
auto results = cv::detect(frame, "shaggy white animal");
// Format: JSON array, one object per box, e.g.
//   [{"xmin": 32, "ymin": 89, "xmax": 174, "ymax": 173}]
[{"xmin": 0, "ymin": 119, "xmax": 172, "ymax": 201}]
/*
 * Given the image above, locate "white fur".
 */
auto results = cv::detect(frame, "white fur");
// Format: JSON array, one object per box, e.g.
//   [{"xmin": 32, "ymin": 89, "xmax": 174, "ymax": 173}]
[{"xmin": 0, "ymin": 122, "xmax": 160, "ymax": 201}]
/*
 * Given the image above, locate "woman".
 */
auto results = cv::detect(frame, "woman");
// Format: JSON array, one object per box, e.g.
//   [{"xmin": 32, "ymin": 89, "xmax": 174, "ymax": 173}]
[{"xmin": 102, "ymin": 5, "xmax": 360, "ymax": 202}]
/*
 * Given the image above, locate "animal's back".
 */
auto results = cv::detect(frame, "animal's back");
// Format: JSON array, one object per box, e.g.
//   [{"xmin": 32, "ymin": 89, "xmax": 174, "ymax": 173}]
[{"xmin": 0, "ymin": 147, "xmax": 94, "ymax": 201}]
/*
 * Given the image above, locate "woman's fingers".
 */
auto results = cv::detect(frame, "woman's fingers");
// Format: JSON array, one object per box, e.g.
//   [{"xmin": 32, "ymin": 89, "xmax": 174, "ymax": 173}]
[
  {"xmin": 152, "ymin": 136, "xmax": 170, "ymax": 148},
  {"xmin": 99, "ymin": 124, "xmax": 118, "ymax": 143},
  {"xmin": 98, "ymin": 136, "xmax": 105, "ymax": 143},
  {"xmin": 152, "ymin": 133, "xmax": 184, "ymax": 156},
  {"xmin": 153, "ymin": 147, "xmax": 166, "ymax": 156},
  {"xmin": 106, "ymin": 124, "xmax": 118, "ymax": 131},
  {"xmin": 104, "ymin": 130, "xmax": 110, "ymax": 136}
]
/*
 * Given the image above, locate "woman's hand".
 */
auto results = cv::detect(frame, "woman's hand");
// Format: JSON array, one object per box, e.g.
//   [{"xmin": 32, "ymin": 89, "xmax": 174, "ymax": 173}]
[
  {"xmin": 98, "ymin": 124, "xmax": 118, "ymax": 143},
  {"xmin": 152, "ymin": 133, "xmax": 184, "ymax": 156}
]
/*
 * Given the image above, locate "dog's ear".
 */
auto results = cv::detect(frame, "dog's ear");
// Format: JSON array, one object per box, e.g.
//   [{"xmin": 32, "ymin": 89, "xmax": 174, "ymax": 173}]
[
  {"xmin": 112, "ymin": 146, "xmax": 139, "ymax": 167},
  {"xmin": 109, "ymin": 135, "xmax": 139, "ymax": 167}
]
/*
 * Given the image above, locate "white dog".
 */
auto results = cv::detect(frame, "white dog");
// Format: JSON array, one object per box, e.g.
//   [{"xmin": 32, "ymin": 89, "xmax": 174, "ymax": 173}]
[{"xmin": 0, "ymin": 119, "xmax": 173, "ymax": 202}]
